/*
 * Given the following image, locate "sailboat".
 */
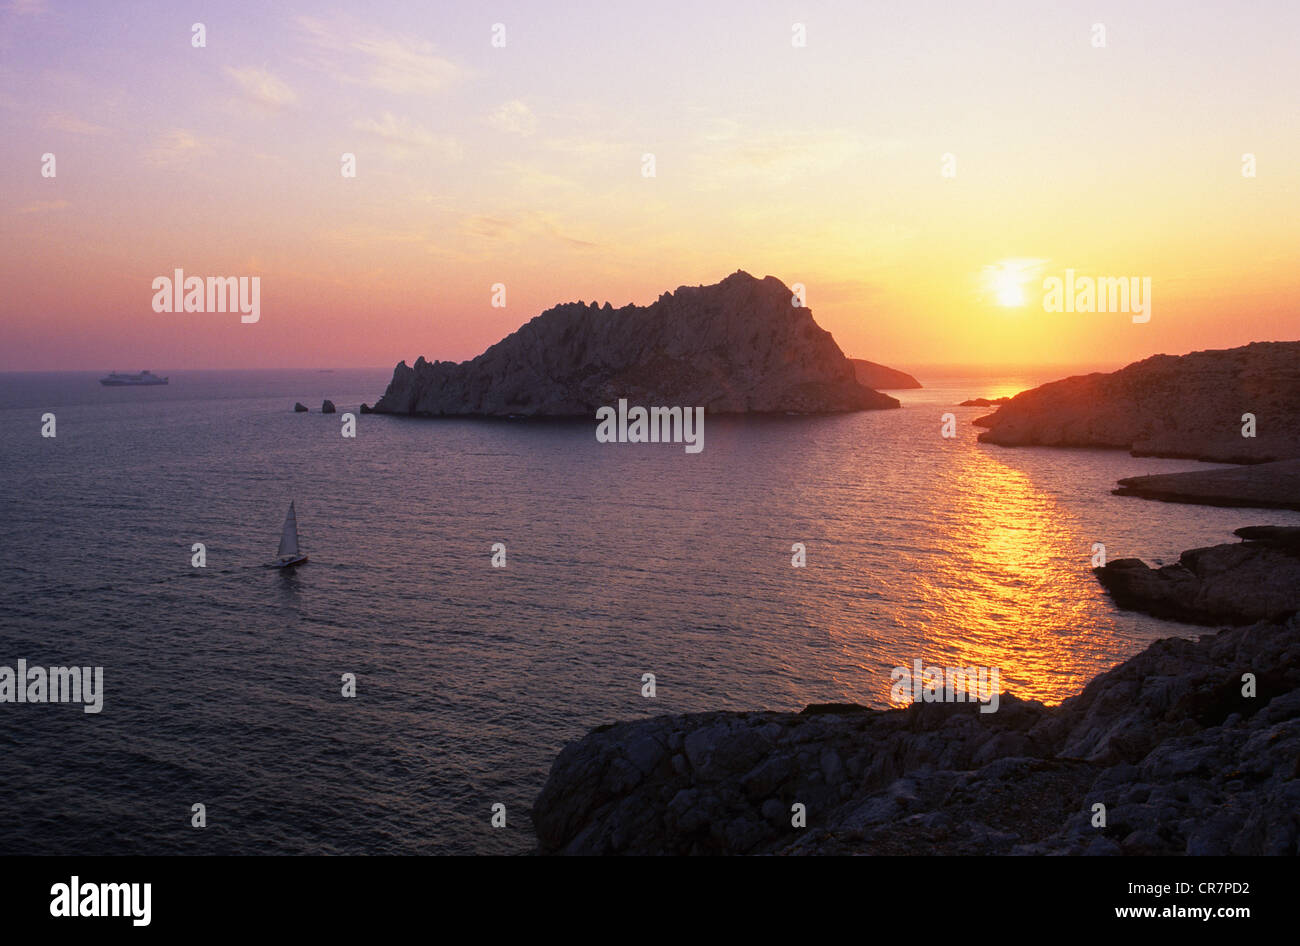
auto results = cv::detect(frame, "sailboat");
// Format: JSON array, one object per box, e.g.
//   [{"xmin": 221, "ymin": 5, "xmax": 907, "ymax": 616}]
[{"xmin": 272, "ymin": 501, "xmax": 309, "ymax": 569}]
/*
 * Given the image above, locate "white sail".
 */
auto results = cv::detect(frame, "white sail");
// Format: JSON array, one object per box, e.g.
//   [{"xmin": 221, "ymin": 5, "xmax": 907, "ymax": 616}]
[{"xmin": 277, "ymin": 502, "xmax": 300, "ymax": 560}]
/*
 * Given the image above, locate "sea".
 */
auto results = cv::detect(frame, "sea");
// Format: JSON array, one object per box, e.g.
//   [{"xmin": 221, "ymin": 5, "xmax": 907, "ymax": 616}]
[{"xmin": 2, "ymin": 368, "xmax": 1296, "ymax": 855}]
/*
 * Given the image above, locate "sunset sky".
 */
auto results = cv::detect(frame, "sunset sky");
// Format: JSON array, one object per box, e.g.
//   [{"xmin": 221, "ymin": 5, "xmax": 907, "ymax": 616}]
[{"xmin": 2, "ymin": 0, "xmax": 1297, "ymax": 371}]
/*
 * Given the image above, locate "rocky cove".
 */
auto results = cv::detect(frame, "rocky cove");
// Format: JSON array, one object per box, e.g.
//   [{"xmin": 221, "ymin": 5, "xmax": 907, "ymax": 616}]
[{"xmin": 530, "ymin": 341, "xmax": 1300, "ymax": 855}]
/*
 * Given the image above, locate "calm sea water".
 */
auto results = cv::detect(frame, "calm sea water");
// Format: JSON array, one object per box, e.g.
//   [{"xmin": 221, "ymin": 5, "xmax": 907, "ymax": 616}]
[{"xmin": 2, "ymin": 368, "xmax": 1296, "ymax": 855}]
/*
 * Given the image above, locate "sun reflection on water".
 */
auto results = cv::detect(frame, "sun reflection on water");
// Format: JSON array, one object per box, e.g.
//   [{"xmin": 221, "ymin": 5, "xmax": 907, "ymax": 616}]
[{"xmin": 822, "ymin": 432, "xmax": 1124, "ymax": 709}]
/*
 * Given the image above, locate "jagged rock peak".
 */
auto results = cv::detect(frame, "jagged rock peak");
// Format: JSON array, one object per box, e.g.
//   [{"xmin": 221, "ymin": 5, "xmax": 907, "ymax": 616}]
[{"xmin": 371, "ymin": 271, "xmax": 900, "ymax": 417}]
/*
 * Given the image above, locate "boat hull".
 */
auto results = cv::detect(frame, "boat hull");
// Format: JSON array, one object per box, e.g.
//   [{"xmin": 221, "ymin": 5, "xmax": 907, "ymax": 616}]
[{"xmin": 272, "ymin": 555, "xmax": 309, "ymax": 569}]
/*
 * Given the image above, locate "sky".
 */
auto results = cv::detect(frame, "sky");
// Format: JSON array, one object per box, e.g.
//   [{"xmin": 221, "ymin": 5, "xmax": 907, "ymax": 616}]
[{"xmin": 2, "ymin": 0, "xmax": 1298, "ymax": 371}]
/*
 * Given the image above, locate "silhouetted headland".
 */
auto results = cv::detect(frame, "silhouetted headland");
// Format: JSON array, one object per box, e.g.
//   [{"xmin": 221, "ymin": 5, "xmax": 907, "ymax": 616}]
[
  {"xmin": 1113, "ymin": 460, "xmax": 1300, "ymax": 511},
  {"xmin": 372, "ymin": 271, "xmax": 903, "ymax": 417},
  {"xmin": 850, "ymin": 358, "xmax": 921, "ymax": 390},
  {"xmin": 975, "ymin": 341, "xmax": 1300, "ymax": 464}
]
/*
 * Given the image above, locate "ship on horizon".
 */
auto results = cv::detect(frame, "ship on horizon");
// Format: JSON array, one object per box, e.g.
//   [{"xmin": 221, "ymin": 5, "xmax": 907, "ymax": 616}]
[{"xmin": 99, "ymin": 370, "xmax": 168, "ymax": 386}]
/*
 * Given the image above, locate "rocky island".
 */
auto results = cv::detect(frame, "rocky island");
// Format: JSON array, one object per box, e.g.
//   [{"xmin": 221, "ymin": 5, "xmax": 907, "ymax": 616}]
[
  {"xmin": 975, "ymin": 341, "xmax": 1300, "ymax": 463},
  {"xmin": 371, "ymin": 271, "xmax": 901, "ymax": 416}
]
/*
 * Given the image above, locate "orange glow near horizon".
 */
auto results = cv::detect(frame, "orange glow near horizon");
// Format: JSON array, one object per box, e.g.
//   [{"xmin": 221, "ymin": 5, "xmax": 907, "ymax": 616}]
[{"xmin": 2, "ymin": 3, "xmax": 1297, "ymax": 371}]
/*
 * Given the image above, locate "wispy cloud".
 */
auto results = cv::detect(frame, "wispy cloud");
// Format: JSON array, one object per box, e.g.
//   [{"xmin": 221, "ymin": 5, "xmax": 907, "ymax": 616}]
[
  {"xmin": 354, "ymin": 112, "xmax": 460, "ymax": 161},
  {"xmin": 541, "ymin": 135, "xmax": 628, "ymax": 162},
  {"xmin": 715, "ymin": 130, "xmax": 897, "ymax": 179},
  {"xmin": 15, "ymin": 198, "xmax": 67, "ymax": 214},
  {"xmin": 43, "ymin": 112, "xmax": 109, "ymax": 135},
  {"xmin": 224, "ymin": 66, "xmax": 297, "ymax": 110},
  {"xmin": 701, "ymin": 117, "xmax": 741, "ymax": 142},
  {"xmin": 297, "ymin": 16, "xmax": 462, "ymax": 94},
  {"xmin": 490, "ymin": 161, "xmax": 590, "ymax": 199},
  {"xmin": 144, "ymin": 129, "xmax": 211, "ymax": 166},
  {"xmin": 487, "ymin": 100, "xmax": 537, "ymax": 136},
  {"xmin": 458, "ymin": 210, "xmax": 595, "ymax": 250},
  {"xmin": 673, "ymin": 124, "xmax": 908, "ymax": 192}
]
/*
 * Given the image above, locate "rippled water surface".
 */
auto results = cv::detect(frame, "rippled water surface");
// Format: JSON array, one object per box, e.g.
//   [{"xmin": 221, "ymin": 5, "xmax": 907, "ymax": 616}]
[{"xmin": 3, "ymin": 369, "xmax": 1295, "ymax": 854}]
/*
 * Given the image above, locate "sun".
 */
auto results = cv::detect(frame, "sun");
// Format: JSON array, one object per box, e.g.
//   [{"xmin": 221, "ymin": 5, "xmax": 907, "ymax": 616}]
[
  {"xmin": 995, "ymin": 273, "xmax": 1026, "ymax": 307},
  {"xmin": 981, "ymin": 258, "xmax": 1045, "ymax": 309}
]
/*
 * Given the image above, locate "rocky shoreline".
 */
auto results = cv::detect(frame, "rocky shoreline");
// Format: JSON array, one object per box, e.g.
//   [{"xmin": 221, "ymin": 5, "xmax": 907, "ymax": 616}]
[
  {"xmin": 1113, "ymin": 459, "xmax": 1300, "ymax": 511},
  {"xmin": 1094, "ymin": 527, "xmax": 1300, "ymax": 626},
  {"xmin": 533, "ymin": 614, "xmax": 1300, "ymax": 855}
]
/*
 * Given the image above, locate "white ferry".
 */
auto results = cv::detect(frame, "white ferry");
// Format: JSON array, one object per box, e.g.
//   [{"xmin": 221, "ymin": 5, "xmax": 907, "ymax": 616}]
[{"xmin": 99, "ymin": 370, "xmax": 169, "ymax": 386}]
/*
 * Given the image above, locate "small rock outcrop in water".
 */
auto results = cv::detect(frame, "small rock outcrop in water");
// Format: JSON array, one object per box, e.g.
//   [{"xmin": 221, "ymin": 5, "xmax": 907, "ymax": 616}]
[
  {"xmin": 372, "ymin": 272, "xmax": 900, "ymax": 416},
  {"xmin": 1093, "ymin": 527, "xmax": 1300, "ymax": 626},
  {"xmin": 975, "ymin": 341, "xmax": 1300, "ymax": 463},
  {"xmin": 293, "ymin": 402, "xmax": 308, "ymax": 412},
  {"xmin": 960, "ymin": 397, "xmax": 1011, "ymax": 407},
  {"xmin": 1112, "ymin": 459, "xmax": 1300, "ymax": 511},
  {"xmin": 1234, "ymin": 525, "xmax": 1300, "ymax": 549},
  {"xmin": 849, "ymin": 359, "xmax": 921, "ymax": 390},
  {"xmin": 359, "ymin": 403, "xmax": 372, "ymax": 414},
  {"xmin": 533, "ymin": 615, "xmax": 1300, "ymax": 854},
  {"xmin": 321, "ymin": 400, "xmax": 336, "ymax": 414}
]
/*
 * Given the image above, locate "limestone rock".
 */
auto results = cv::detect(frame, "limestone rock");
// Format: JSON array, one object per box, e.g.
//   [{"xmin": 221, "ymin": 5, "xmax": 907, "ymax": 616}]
[
  {"xmin": 1094, "ymin": 531, "xmax": 1300, "ymax": 625},
  {"xmin": 1112, "ymin": 459, "xmax": 1300, "ymax": 511},
  {"xmin": 533, "ymin": 613, "xmax": 1300, "ymax": 855},
  {"xmin": 372, "ymin": 271, "xmax": 900, "ymax": 417},
  {"xmin": 976, "ymin": 342, "xmax": 1300, "ymax": 462}
]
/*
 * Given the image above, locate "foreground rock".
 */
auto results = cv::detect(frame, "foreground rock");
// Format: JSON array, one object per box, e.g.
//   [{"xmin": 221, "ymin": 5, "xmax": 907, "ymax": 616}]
[
  {"xmin": 534, "ymin": 616, "xmax": 1300, "ymax": 855},
  {"xmin": 293, "ymin": 402, "xmax": 308, "ymax": 412},
  {"xmin": 850, "ymin": 359, "xmax": 921, "ymax": 390},
  {"xmin": 373, "ymin": 271, "xmax": 900, "ymax": 416},
  {"xmin": 975, "ymin": 341, "xmax": 1300, "ymax": 463},
  {"xmin": 321, "ymin": 399, "xmax": 336, "ymax": 414},
  {"xmin": 1113, "ymin": 458, "xmax": 1300, "ymax": 511},
  {"xmin": 1094, "ymin": 528, "xmax": 1300, "ymax": 626}
]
